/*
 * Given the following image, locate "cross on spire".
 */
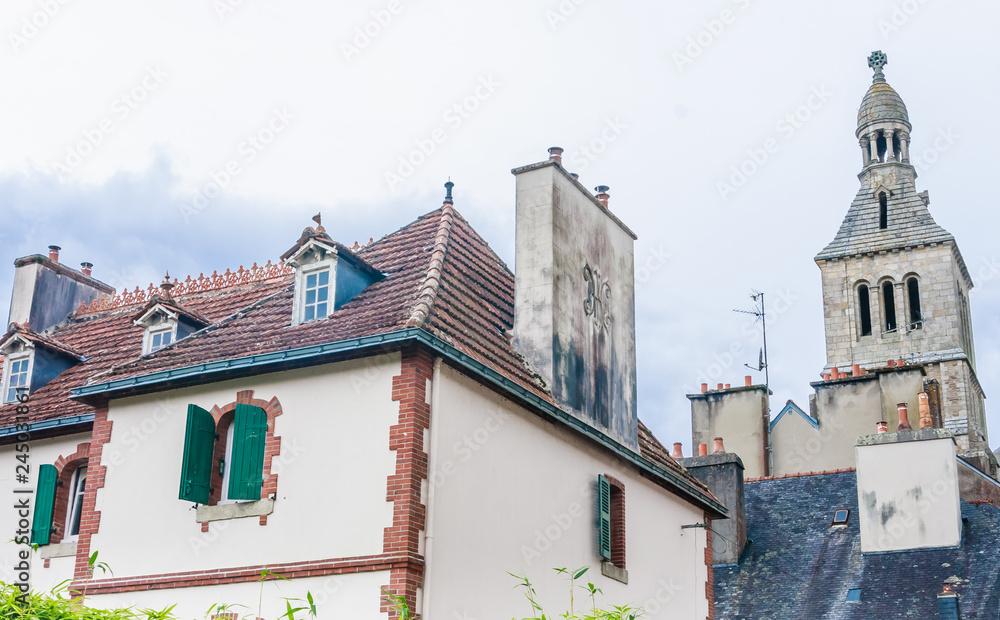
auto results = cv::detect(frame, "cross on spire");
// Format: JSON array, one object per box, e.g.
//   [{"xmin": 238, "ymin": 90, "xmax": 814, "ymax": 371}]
[{"xmin": 868, "ymin": 50, "xmax": 888, "ymax": 82}]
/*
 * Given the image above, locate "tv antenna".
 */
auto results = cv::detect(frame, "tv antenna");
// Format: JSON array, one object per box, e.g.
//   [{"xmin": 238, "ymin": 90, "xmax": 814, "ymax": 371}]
[{"xmin": 734, "ymin": 290, "xmax": 769, "ymax": 390}]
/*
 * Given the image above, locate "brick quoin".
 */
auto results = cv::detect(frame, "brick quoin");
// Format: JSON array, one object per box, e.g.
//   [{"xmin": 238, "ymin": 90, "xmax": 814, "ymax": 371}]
[
  {"xmin": 51, "ymin": 442, "xmax": 90, "ymax": 543},
  {"xmin": 704, "ymin": 512, "xmax": 714, "ymax": 620},
  {"xmin": 74, "ymin": 408, "xmax": 111, "ymax": 583},
  {"xmin": 381, "ymin": 346, "xmax": 432, "ymax": 618}
]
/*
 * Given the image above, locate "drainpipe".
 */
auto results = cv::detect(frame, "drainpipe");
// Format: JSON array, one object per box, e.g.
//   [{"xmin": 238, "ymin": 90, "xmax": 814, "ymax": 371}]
[{"xmin": 421, "ymin": 357, "xmax": 444, "ymax": 619}]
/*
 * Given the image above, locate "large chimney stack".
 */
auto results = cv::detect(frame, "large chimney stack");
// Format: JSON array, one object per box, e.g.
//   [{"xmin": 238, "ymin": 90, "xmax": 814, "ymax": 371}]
[
  {"xmin": 8, "ymin": 247, "xmax": 114, "ymax": 333},
  {"xmin": 511, "ymin": 149, "xmax": 639, "ymax": 448},
  {"xmin": 678, "ymin": 443, "xmax": 747, "ymax": 566}
]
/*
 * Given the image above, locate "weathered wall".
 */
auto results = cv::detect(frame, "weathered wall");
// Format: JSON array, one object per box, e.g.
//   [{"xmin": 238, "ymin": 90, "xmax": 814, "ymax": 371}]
[
  {"xmin": 0, "ymin": 432, "xmax": 91, "ymax": 593},
  {"xmin": 8, "ymin": 259, "xmax": 111, "ymax": 333},
  {"xmin": 87, "ymin": 355, "xmax": 399, "ymax": 584},
  {"xmin": 512, "ymin": 162, "xmax": 638, "ymax": 449},
  {"xmin": 689, "ymin": 386, "xmax": 768, "ymax": 479},
  {"xmin": 426, "ymin": 364, "xmax": 710, "ymax": 619},
  {"xmin": 855, "ymin": 430, "xmax": 961, "ymax": 553}
]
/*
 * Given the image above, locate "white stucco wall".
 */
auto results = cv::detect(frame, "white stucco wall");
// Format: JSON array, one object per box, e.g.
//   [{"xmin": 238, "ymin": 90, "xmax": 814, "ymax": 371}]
[
  {"xmin": 424, "ymin": 364, "xmax": 710, "ymax": 619},
  {"xmin": 0, "ymin": 432, "xmax": 90, "ymax": 593},
  {"xmin": 80, "ymin": 354, "xmax": 400, "ymax": 613}
]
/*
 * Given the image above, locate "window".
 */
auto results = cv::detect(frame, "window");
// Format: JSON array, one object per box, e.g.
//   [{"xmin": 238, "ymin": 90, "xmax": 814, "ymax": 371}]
[
  {"xmin": 907, "ymin": 277, "xmax": 922, "ymax": 329},
  {"xmin": 858, "ymin": 284, "xmax": 872, "ymax": 337},
  {"xmin": 4, "ymin": 355, "xmax": 30, "ymax": 403},
  {"xmin": 847, "ymin": 589, "xmax": 861, "ymax": 602},
  {"xmin": 149, "ymin": 328, "xmax": 173, "ymax": 352},
  {"xmin": 878, "ymin": 192, "xmax": 888, "ymax": 229},
  {"xmin": 882, "ymin": 281, "xmax": 897, "ymax": 332},
  {"xmin": 597, "ymin": 474, "xmax": 626, "ymax": 574},
  {"xmin": 179, "ymin": 403, "xmax": 267, "ymax": 505},
  {"xmin": 64, "ymin": 466, "xmax": 87, "ymax": 540},
  {"xmin": 832, "ymin": 508, "xmax": 850, "ymax": 526},
  {"xmin": 303, "ymin": 269, "xmax": 330, "ymax": 322}
]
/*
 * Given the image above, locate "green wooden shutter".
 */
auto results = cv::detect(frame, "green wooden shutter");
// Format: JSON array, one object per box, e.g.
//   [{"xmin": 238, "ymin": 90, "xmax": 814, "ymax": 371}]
[
  {"xmin": 228, "ymin": 404, "xmax": 267, "ymax": 501},
  {"xmin": 597, "ymin": 474, "xmax": 612, "ymax": 560},
  {"xmin": 30, "ymin": 464, "xmax": 58, "ymax": 545},
  {"xmin": 178, "ymin": 404, "xmax": 216, "ymax": 504}
]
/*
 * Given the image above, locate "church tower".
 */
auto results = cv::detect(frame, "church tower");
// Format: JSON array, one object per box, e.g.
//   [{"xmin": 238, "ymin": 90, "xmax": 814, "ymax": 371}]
[{"xmin": 815, "ymin": 51, "xmax": 988, "ymax": 462}]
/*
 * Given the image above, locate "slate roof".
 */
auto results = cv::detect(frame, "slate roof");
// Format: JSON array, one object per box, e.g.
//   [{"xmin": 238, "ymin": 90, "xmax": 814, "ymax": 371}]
[
  {"xmin": 715, "ymin": 471, "xmax": 1000, "ymax": 619},
  {"xmin": 0, "ymin": 202, "xmax": 711, "ymax": 505},
  {"xmin": 815, "ymin": 180, "xmax": 955, "ymax": 261}
]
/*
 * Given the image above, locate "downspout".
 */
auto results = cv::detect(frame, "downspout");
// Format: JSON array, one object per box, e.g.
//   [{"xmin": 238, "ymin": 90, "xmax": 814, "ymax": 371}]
[{"xmin": 421, "ymin": 356, "xmax": 443, "ymax": 619}]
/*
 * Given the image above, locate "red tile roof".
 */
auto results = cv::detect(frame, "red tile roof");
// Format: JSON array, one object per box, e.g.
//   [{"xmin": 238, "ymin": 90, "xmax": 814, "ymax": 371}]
[{"xmin": 0, "ymin": 203, "xmax": 712, "ymax": 507}]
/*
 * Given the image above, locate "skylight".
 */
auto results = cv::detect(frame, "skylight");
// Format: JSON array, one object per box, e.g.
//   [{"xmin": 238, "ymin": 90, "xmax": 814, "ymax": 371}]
[
  {"xmin": 832, "ymin": 509, "xmax": 850, "ymax": 526},
  {"xmin": 847, "ymin": 589, "xmax": 861, "ymax": 602}
]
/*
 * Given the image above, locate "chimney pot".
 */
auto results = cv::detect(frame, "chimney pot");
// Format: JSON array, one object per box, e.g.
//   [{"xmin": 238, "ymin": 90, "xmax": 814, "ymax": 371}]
[
  {"xmin": 877, "ymin": 421, "xmax": 889, "ymax": 433},
  {"xmin": 713, "ymin": 437, "xmax": 726, "ymax": 454},
  {"xmin": 717, "ymin": 383, "xmax": 724, "ymax": 391},
  {"xmin": 547, "ymin": 146, "xmax": 564, "ymax": 166},
  {"xmin": 48, "ymin": 245, "xmax": 61, "ymax": 262},
  {"xmin": 896, "ymin": 403, "xmax": 912, "ymax": 430},
  {"xmin": 701, "ymin": 383, "xmax": 708, "ymax": 393},
  {"xmin": 823, "ymin": 373, "xmax": 831, "ymax": 381},
  {"xmin": 853, "ymin": 363, "xmax": 862, "ymax": 377},
  {"xmin": 594, "ymin": 185, "xmax": 610, "ymax": 207},
  {"xmin": 745, "ymin": 375, "xmax": 752, "ymax": 387},
  {"xmin": 671, "ymin": 442, "xmax": 683, "ymax": 458},
  {"xmin": 80, "ymin": 262, "xmax": 93, "ymax": 277},
  {"xmin": 918, "ymin": 392, "xmax": 933, "ymax": 428},
  {"xmin": 888, "ymin": 359, "xmax": 895, "ymax": 367},
  {"xmin": 698, "ymin": 443, "xmax": 708, "ymax": 456},
  {"xmin": 831, "ymin": 367, "xmax": 840, "ymax": 380},
  {"xmin": 896, "ymin": 359, "xmax": 906, "ymax": 367},
  {"xmin": 724, "ymin": 383, "xmax": 731, "ymax": 389}
]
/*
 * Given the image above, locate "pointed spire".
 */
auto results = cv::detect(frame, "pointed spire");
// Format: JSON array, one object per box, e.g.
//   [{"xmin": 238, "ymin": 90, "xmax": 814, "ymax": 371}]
[{"xmin": 868, "ymin": 50, "xmax": 888, "ymax": 83}]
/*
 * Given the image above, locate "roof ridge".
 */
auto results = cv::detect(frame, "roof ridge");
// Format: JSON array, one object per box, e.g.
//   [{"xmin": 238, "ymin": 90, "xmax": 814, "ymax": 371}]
[
  {"xmin": 404, "ymin": 204, "xmax": 456, "ymax": 328},
  {"xmin": 745, "ymin": 467, "xmax": 855, "ymax": 483}
]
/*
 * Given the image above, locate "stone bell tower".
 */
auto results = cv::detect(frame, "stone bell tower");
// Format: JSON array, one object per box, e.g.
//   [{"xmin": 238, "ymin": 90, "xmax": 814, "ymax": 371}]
[{"xmin": 814, "ymin": 51, "xmax": 989, "ymax": 466}]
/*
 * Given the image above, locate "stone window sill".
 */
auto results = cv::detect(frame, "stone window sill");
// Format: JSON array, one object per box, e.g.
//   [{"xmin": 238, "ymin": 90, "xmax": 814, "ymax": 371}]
[
  {"xmin": 40, "ymin": 541, "xmax": 77, "ymax": 560},
  {"xmin": 196, "ymin": 498, "xmax": 274, "ymax": 523},
  {"xmin": 601, "ymin": 561, "xmax": 628, "ymax": 584}
]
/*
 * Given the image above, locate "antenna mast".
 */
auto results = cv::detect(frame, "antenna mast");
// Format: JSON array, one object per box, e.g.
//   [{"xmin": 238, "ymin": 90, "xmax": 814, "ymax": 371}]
[{"xmin": 734, "ymin": 290, "xmax": 769, "ymax": 390}]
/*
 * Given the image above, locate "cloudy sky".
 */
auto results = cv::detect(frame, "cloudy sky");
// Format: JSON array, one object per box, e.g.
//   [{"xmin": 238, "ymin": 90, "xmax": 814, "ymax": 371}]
[{"xmin": 1, "ymin": 0, "xmax": 998, "ymax": 453}]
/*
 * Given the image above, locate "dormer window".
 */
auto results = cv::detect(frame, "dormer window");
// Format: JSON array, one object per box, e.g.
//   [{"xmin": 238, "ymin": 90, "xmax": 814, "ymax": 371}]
[
  {"xmin": 133, "ymin": 278, "xmax": 211, "ymax": 355},
  {"xmin": 303, "ymin": 268, "xmax": 331, "ymax": 322},
  {"xmin": 4, "ymin": 353, "xmax": 31, "ymax": 403},
  {"xmin": 281, "ymin": 218, "xmax": 384, "ymax": 326}
]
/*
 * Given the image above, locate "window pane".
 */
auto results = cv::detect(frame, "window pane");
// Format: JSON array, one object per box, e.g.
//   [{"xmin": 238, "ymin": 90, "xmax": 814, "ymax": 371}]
[
  {"xmin": 306, "ymin": 273, "xmax": 317, "ymax": 288},
  {"xmin": 318, "ymin": 270, "xmax": 329, "ymax": 286},
  {"xmin": 306, "ymin": 289, "xmax": 316, "ymax": 305},
  {"xmin": 163, "ymin": 332, "xmax": 172, "ymax": 345},
  {"xmin": 304, "ymin": 306, "xmax": 315, "ymax": 321},
  {"xmin": 316, "ymin": 302, "xmax": 327, "ymax": 318},
  {"xmin": 317, "ymin": 287, "xmax": 328, "ymax": 302}
]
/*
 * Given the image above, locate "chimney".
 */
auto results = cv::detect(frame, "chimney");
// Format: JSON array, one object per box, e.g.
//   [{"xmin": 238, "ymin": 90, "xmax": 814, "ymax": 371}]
[
  {"xmin": 80, "ymin": 262, "xmax": 94, "ymax": 277},
  {"xmin": 698, "ymin": 443, "xmax": 708, "ymax": 456},
  {"xmin": 855, "ymin": 427, "xmax": 961, "ymax": 553},
  {"xmin": 677, "ymin": 451, "xmax": 747, "ymax": 565},
  {"xmin": 937, "ymin": 583, "xmax": 961, "ymax": 619},
  {"xmin": 8, "ymin": 250, "xmax": 114, "ymax": 333},
  {"xmin": 547, "ymin": 146, "xmax": 563, "ymax": 166},
  {"xmin": 831, "ymin": 367, "xmax": 840, "ymax": 380},
  {"xmin": 512, "ymin": 150, "xmax": 638, "ymax": 448},
  {"xmin": 701, "ymin": 383, "xmax": 708, "ymax": 394},
  {"xmin": 745, "ymin": 375, "xmax": 752, "ymax": 387},
  {"xmin": 852, "ymin": 363, "xmax": 862, "ymax": 377},
  {"xmin": 594, "ymin": 185, "xmax": 610, "ymax": 207},
  {"xmin": 919, "ymin": 392, "xmax": 933, "ymax": 429},
  {"xmin": 897, "ymin": 403, "xmax": 912, "ymax": 430},
  {"xmin": 724, "ymin": 383, "xmax": 731, "ymax": 390},
  {"xmin": 713, "ymin": 437, "xmax": 726, "ymax": 454},
  {"xmin": 717, "ymin": 383, "xmax": 724, "ymax": 391},
  {"xmin": 672, "ymin": 443, "xmax": 683, "ymax": 458}
]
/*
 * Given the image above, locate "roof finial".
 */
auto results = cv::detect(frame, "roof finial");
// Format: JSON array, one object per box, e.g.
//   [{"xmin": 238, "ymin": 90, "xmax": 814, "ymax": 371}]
[
  {"xmin": 868, "ymin": 50, "xmax": 888, "ymax": 83},
  {"xmin": 312, "ymin": 212, "xmax": 326, "ymax": 234},
  {"xmin": 160, "ymin": 272, "xmax": 175, "ymax": 299},
  {"xmin": 444, "ymin": 178, "xmax": 454, "ymax": 205}
]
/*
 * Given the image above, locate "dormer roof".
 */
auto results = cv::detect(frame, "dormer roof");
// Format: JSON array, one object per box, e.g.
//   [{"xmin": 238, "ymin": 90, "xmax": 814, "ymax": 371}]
[
  {"xmin": 132, "ymin": 296, "xmax": 211, "ymax": 329},
  {"xmin": 0, "ymin": 323, "xmax": 85, "ymax": 361},
  {"xmin": 280, "ymin": 226, "xmax": 383, "ymax": 279}
]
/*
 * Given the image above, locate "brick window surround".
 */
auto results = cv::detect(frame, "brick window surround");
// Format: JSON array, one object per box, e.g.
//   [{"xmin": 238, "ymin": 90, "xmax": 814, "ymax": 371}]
[
  {"xmin": 51, "ymin": 442, "xmax": 90, "ymax": 544},
  {"xmin": 205, "ymin": 390, "xmax": 284, "ymax": 526}
]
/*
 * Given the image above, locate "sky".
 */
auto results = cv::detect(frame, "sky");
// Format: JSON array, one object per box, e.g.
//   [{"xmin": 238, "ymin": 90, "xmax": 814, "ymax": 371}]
[{"xmin": 1, "ymin": 0, "xmax": 998, "ymax": 453}]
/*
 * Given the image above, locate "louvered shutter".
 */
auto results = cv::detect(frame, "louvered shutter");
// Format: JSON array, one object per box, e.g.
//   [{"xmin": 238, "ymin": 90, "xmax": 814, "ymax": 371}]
[
  {"xmin": 178, "ymin": 404, "xmax": 216, "ymax": 504},
  {"xmin": 228, "ymin": 404, "xmax": 267, "ymax": 501},
  {"xmin": 598, "ymin": 474, "xmax": 612, "ymax": 560},
  {"xmin": 30, "ymin": 464, "xmax": 58, "ymax": 545}
]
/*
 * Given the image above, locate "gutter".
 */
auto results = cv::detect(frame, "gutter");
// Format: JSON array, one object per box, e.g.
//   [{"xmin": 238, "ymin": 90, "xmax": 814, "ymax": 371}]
[
  {"xmin": 0, "ymin": 414, "xmax": 95, "ymax": 444},
  {"xmin": 69, "ymin": 328, "xmax": 728, "ymax": 518}
]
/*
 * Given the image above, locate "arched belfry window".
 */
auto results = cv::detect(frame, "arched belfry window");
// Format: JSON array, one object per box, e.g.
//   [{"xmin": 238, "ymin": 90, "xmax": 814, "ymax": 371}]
[
  {"xmin": 882, "ymin": 281, "xmax": 897, "ymax": 332},
  {"xmin": 878, "ymin": 193, "xmax": 888, "ymax": 230},
  {"xmin": 858, "ymin": 284, "xmax": 873, "ymax": 337},
  {"xmin": 907, "ymin": 277, "xmax": 922, "ymax": 329},
  {"xmin": 876, "ymin": 132, "xmax": 887, "ymax": 162}
]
